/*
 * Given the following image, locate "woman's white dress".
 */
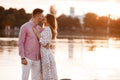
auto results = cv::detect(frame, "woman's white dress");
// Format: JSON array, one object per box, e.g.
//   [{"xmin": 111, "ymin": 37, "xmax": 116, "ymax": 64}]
[{"xmin": 40, "ymin": 27, "xmax": 58, "ymax": 80}]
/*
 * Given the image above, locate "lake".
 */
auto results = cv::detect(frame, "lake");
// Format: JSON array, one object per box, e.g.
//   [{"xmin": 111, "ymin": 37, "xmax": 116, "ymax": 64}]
[{"xmin": 0, "ymin": 38, "xmax": 120, "ymax": 80}]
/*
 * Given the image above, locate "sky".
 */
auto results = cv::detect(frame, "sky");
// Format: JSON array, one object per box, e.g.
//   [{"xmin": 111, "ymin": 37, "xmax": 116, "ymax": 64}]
[{"xmin": 0, "ymin": 0, "xmax": 120, "ymax": 18}]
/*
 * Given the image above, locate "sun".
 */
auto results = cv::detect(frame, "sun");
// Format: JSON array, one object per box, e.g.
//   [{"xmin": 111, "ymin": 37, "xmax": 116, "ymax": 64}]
[
  {"xmin": 93, "ymin": 0, "xmax": 120, "ymax": 19},
  {"xmin": 69, "ymin": 0, "xmax": 120, "ymax": 19}
]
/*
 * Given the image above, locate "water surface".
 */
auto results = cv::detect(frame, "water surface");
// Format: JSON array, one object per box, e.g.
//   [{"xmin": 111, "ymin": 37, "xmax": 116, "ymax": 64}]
[{"xmin": 0, "ymin": 38, "xmax": 120, "ymax": 80}]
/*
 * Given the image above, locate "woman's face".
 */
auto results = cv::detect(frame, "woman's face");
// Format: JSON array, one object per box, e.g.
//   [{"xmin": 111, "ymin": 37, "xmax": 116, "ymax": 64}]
[{"xmin": 42, "ymin": 17, "xmax": 47, "ymax": 24}]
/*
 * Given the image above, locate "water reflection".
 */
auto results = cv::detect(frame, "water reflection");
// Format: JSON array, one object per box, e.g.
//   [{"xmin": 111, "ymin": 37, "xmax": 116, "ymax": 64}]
[
  {"xmin": 0, "ymin": 46, "xmax": 16, "ymax": 53},
  {"xmin": 0, "ymin": 46, "xmax": 3, "ymax": 52},
  {"xmin": 0, "ymin": 38, "xmax": 120, "ymax": 80},
  {"xmin": 68, "ymin": 39, "xmax": 74, "ymax": 58}
]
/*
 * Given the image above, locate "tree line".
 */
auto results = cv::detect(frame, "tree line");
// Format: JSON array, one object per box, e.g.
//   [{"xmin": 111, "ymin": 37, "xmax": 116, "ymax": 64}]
[
  {"xmin": 0, "ymin": 6, "xmax": 31, "ymax": 30},
  {"xmin": 83, "ymin": 13, "xmax": 120, "ymax": 37},
  {"xmin": 0, "ymin": 6, "xmax": 120, "ymax": 38}
]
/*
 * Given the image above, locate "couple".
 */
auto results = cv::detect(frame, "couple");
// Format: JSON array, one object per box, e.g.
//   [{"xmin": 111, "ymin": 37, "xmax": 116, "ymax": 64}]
[{"xmin": 18, "ymin": 8, "xmax": 58, "ymax": 80}]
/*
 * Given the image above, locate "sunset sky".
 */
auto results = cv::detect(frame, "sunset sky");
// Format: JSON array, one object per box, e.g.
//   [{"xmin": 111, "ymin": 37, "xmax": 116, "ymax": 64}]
[{"xmin": 0, "ymin": 0, "xmax": 120, "ymax": 18}]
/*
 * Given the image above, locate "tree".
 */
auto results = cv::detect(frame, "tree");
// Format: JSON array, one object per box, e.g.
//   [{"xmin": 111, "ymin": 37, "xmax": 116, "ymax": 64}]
[
  {"xmin": 18, "ymin": 8, "xmax": 26, "ymax": 16},
  {"xmin": 5, "ymin": 14, "xmax": 16, "ymax": 28},
  {"xmin": 15, "ymin": 8, "xmax": 30, "ymax": 28},
  {"xmin": 0, "ymin": 6, "xmax": 5, "ymax": 14},
  {"xmin": 84, "ymin": 12, "xmax": 98, "ymax": 30},
  {"xmin": 0, "ymin": 6, "xmax": 5, "ymax": 29},
  {"xmin": 97, "ymin": 16, "xmax": 108, "ymax": 28},
  {"xmin": 57, "ymin": 14, "xmax": 81, "ymax": 35},
  {"xmin": 112, "ymin": 18, "xmax": 120, "ymax": 35}
]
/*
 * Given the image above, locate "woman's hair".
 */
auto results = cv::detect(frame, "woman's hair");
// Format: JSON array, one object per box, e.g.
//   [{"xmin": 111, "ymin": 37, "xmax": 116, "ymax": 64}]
[
  {"xmin": 32, "ymin": 8, "xmax": 43, "ymax": 17},
  {"xmin": 46, "ymin": 14, "xmax": 57, "ymax": 40}
]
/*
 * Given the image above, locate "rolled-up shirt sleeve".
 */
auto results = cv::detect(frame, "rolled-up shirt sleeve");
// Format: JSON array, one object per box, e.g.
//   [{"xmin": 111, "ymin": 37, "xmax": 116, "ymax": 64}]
[{"xmin": 18, "ymin": 26, "xmax": 26, "ymax": 58}]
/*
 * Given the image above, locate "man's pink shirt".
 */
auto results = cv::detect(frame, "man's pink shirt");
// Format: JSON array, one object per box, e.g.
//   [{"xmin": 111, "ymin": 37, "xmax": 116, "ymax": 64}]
[{"xmin": 18, "ymin": 20, "xmax": 42, "ymax": 61}]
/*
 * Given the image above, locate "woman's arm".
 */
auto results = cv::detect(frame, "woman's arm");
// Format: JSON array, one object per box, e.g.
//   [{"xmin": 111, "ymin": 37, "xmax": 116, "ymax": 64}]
[
  {"xmin": 33, "ymin": 27, "xmax": 50, "ymax": 49},
  {"xmin": 32, "ymin": 27, "xmax": 40, "ymax": 40}
]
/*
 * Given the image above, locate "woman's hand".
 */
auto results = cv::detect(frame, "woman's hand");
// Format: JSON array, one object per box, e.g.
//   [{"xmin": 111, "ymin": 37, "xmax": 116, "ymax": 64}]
[
  {"xmin": 32, "ymin": 27, "xmax": 40, "ymax": 40},
  {"xmin": 43, "ymin": 43, "xmax": 50, "ymax": 49},
  {"xmin": 32, "ymin": 27, "xmax": 38, "ymax": 34}
]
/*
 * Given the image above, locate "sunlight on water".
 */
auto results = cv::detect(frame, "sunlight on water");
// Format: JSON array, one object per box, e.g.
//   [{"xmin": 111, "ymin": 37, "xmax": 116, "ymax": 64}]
[
  {"xmin": 0, "ymin": 38, "xmax": 120, "ymax": 80},
  {"xmin": 94, "ymin": 47, "xmax": 120, "ymax": 80}
]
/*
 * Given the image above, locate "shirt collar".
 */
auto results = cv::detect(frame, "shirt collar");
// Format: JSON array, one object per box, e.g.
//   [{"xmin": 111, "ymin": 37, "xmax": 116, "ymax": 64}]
[{"xmin": 29, "ymin": 19, "xmax": 37, "ymax": 28}]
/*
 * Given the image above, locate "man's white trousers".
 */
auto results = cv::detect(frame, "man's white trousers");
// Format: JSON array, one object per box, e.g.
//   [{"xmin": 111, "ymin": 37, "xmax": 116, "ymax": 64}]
[{"xmin": 22, "ymin": 58, "xmax": 41, "ymax": 80}]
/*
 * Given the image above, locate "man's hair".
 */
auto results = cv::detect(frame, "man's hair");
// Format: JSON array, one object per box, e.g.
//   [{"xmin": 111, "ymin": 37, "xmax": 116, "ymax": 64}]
[{"xmin": 32, "ymin": 8, "xmax": 43, "ymax": 17}]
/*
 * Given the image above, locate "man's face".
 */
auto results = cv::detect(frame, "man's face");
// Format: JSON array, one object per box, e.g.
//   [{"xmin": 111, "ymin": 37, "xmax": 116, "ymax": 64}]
[{"xmin": 37, "ymin": 13, "xmax": 44, "ymax": 22}]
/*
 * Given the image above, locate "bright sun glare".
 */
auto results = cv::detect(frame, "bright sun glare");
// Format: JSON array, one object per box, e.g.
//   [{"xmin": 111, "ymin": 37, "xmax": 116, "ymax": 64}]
[
  {"xmin": 98, "ymin": 0, "xmax": 119, "ymax": 18},
  {"xmin": 1, "ymin": 0, "xmax": 120, "ymax": 18},
  {"xmin": 79, "ymin": 0, "xmax": 120, "ymax": 19},
  {"xmin": 55, "ymin": 0, "xmax": 120, "ymax": 18}
]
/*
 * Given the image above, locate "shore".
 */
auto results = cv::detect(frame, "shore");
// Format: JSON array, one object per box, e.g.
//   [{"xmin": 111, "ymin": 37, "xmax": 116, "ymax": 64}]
[
  {"xmin": 0, "ymin": 37, "xmax": 18, "ymax": 46},
  {"xmin": 0, "ymin": 35, "xmax": 119, "ymax": 46}
]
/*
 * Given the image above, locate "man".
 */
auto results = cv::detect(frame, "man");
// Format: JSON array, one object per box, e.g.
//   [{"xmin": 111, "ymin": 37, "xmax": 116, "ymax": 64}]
[{"xmin": 19, "ymin": 8, "xmax": 44, "ymax": 80}]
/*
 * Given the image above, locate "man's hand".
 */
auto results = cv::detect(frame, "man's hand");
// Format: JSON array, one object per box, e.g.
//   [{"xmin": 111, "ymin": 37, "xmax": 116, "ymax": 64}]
[
  {"xmin": 21, "ymin": 58, "xmax": 27, "ymax": 65},
  {"xmin": 43, "ymin": 43, "xmax": 50, "ymax": 49}
]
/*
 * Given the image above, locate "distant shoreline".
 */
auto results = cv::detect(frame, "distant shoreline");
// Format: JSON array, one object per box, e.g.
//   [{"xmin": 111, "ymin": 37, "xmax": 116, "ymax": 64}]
[{"xmin": 0, "ymin": 36, "xmax": 119, "ymax": 46}]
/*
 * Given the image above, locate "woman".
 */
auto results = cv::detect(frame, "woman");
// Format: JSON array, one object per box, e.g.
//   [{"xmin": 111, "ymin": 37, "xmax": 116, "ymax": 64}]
[{"xmin": 32, "ymin": 14, "xmax": 58, "ymax": 80}]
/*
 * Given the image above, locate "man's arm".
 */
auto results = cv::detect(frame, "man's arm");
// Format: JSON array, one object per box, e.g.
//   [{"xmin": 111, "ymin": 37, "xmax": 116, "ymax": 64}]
[{"xmin": 19, "ymin": 26, "xmax": 27, "ymax": 65}]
